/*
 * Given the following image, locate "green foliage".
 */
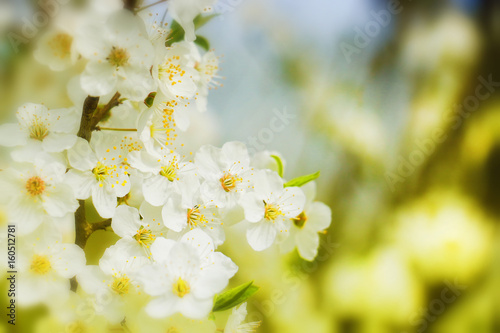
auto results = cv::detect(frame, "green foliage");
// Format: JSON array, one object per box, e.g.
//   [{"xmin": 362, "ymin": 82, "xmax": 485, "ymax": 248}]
[
  {"xmin": 212, "ymin": 281, "xmax": 260, "ymax": 312},
  {"xmin": 194, "ymin": 36, "xmax": 210, "ymax": 51},
  {"xmin": 166, "ymin": 14, "xmax": 219, "ymax": 47},
  {"xmin": 271, "ymin": 155, "xmax": 284, "ymax": 177},
  {"xmin": 284, "ymin": 171, "xmax": 320, "ymax": 187}
]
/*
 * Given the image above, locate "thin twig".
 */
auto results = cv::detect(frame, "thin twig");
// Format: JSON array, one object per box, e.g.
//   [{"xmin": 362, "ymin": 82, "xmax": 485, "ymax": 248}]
[
  {"xmin": 90, "ymin": 219, "xmax": 112, "ymax": 232},
  {"xmin": 90, "ymin": 92, "xmax": 122, "ymax": 131},
  {"xmin": 135, "ymin": 0, "xmax": 167, "ymax": 12},
  {"xmin": 97, "ymin": 127, "xmax": 137, "ymax": 132}
]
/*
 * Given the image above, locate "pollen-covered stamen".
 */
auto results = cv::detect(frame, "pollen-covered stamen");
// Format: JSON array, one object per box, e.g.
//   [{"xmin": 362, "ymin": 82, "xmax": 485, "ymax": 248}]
[
  {"xmin": 48, "ymin": 33, "xmax": 73, "ymax": 59},
  {"xmin": 134, "ymin": 226, "xmax": 156, "ymax": 248},
  {"xmin": 26, "ymin": 176, "xmax": 46, "ymax": 196},
  {"xmin": 187, "ymin": 205, "xmax": 208, "ymax": 228},
  {"xmin": 30, "ymin": 255, "xmax": 51, "ymax": 275},
  {"xmin": 107, "ymin": 46, "xmax": 130, "ymax": 67},
  {"xmin": 111, "ymin": 275, "xmax": 131, "ymax": 296},
  {"xmin": 219, "ymin": 172, "xmax": 241, "ymax": 192},
  {"xmin": 292, "ymin": 211, "xmax": 308, "ymax": 229},
  {"xmin": 160, "ymin": 162, "xmax": 178, "ymax": 182},
  {"xmin": 158, "ymin": 56, "xmax": 186, "ymax": 86},
  {"xmin": 92, "ymin": 162, "xmax": 110, "ymax": 182},
  {"xmin": 29, "ymin": 118, "xmax": 49, "ymax": 141},
  {"xmin": 172, "ymin": 277, "xmax": 190, "ymax": 298},
  {"xmin": 264, "ymin": 202, "xmax": 282, "ymax": 222}
]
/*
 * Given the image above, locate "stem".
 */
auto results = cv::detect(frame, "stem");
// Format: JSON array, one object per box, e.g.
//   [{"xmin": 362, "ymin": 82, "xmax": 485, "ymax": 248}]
[
  {"xmin": 97, "ymin": 127, "xmax": 137, "ymax": 132},
  {"xmin": 123, "ymin": 0, "xmax": 139, "ymax": 11},
  {"xmin": 135, "ymin": 0, "xmax": 167, "ymax": 12},
  {"xmin": 90, "ymin": 219, "xmax": 112, "ymax": 232},
  {"xmin": 77, "ymin": 96, "xmax": 100, "ymax": 142},
  {"xmin": 90, "ymin": 92, "xmax": 122, "ymax": 131}
]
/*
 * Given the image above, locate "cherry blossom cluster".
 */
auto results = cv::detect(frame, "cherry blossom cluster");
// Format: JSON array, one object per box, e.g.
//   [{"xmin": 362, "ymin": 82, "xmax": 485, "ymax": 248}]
[{"xmin": 0, "ymin": 0, "xmax": 331, "ymax": 331}]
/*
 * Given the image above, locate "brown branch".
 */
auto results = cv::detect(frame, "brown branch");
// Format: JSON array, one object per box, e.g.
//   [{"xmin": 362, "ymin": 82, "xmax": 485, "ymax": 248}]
[
  {"xmin": 77, "ymin": 96, "xmax": 100, "ymax": 142},
  {"xmin": 90, "ymin": 92, "xmax": 122, "ymax": 131},
  {"xmin": 90, "ymin": 219, "xmax": 112, "ymax": 232},
  {"xmin": 123, "ymin": 0, "xmax": 139, "ymax": 11}
]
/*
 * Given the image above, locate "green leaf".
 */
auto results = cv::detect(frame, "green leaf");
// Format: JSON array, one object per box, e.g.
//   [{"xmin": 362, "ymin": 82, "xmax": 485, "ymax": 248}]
[
  {"xmin": 166, "ymin": 14, "xmax": 219, "ymax": 47},
  {"xmin": 284, "ymin": 171, "xmax": 320, "ymax": 187},
  {"xmin": 270, "ymin": 155, "xmax": 284, "ymax": 177},
  {"xmin": 194, "ymin": 35, "xmax": 210, "ymax": 51},
  {"xmin": 212, "ymin": 281, "xmax": 260, "ymax": 312}
]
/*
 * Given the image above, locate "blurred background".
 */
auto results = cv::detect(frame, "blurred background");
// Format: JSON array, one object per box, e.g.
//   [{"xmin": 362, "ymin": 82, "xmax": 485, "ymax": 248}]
[{"xmin": 1, "ymin": 0, "xmax": 500, "ymax": 332}]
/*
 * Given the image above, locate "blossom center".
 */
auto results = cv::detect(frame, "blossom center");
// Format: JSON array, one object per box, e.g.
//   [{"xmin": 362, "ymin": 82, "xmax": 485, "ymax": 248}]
[
  {"xmin": 111, "ymin": 276, "xmax": 131, "ymax": 296},
  {"xmin": 160, "ymin": 164, "xmax": 177, "ymax": 181},
  {"xmin": 187, "ymin": 206, "xmax": 208, "ymax": 228},
  {"xmin": 92, "ymin": 162, "xmax": 110, "ymax": 182},
  {"xmin": 134, "ymin": 226, "xmax": 156, "ymax": 247},
  {"xmin": 29, "ymin": 119, "xmax": 49, "ymax": 141},
  {"xmin": 264, "ymin": 203, "xmax": 282, "ymax": 221},
  {"xmin": 172, "ymin": 277, "xmax": 190, "ymax": 298},
  {"xmin": 26, "ymin": 176, "xmax": 46, "ymax": 196},
  {"xmin": 293, "ymin": 211, "xmax": 308, "ymax": 229},
  {"xmin": 48, "ymin": 33, "xmax": 73, "ymax": 59},
  {"xmin": 107, "ymin": 46, "xmax": 129, "ymax": 67},
  {"xmin": 158, "ymin": 56, "xmax": 185, "ymax": 85},
  {"xmin": 30, "ymin": 255, "xmax": 51, "ymax": 275},
  {"xmin": 166, "ymin": 328, "xmax": 179, "ymax": 333},
  {"xmin": 219, "ymin": 172, "xmax": 240, "ymax": 192}
]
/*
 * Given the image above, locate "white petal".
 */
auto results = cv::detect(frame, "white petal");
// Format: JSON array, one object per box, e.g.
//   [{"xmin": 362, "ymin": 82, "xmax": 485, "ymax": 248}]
[
  {"xmin": 92, "ymin": 184, "xmax": 117, "ymax": 218},
  {"xmin": 246, "ymin": 221, "xmax": 277, "ymax": 251},
  {"xmin": 42, "ymin": 132, "xmax": 77, "ymax": 152},
  {"xmin": 221, "ymin": 141, "xmax": 250, "ymax": 166},
  {"xmin": 145, "ymin": 296, "xmax": 178, "ymax": 318},
  {"xmin": 178, "ymin": 295, "xmax": 213, "ymax": 319},
  {"xmin": 81, "ymin": 61, "xmax": 117, "ymax": 97},
  {"xmin": 117, "ymin": 66, "xmax": 155, "ymax": 102},
  {"xmin": 10, "ymin": 141, "xmax": 43, "ymax": 163},
  {"xmin": 150, "ymin": 237, "xmax": 176, "ymax": 263},
  {"xmin": 194, "ymin": 144, "xmax": 221, "ymax": 179},
  {"xmin": 112, "ymin": 204, "xmax": 141, "ymax": 238},
  {"xmin": 239, "ymin": 192, "xmax": 264, "ymax": 223},
  {"xmin": 161, "ymin": 197, "xmax": 187, "ymax": 232},
  {"xmin": 51, "ymin": 243, "xmax": 87, "ymax": 278},
  {"xmin": 64, "ymin": 170, "xmax": 95, "ymax": 199},
  {"xmin": 0, "ymin": 123, "xmax": 27, "ymax": 147},
  {"xmin": 128, "ymin": 150, "xmax": 161, "ymax": 173},
  {"xmin": 296, "ymin": 231, "xmax": 320, "ymax": 262},
  {"xmin": 42, "ymin": 184, "xmax": 79, "ymax": 217},
  {"xmin": 143, "ymin": 175, "xmax": 172, "ymax": 206},
  {"xmin": 278, "ymin": 187, "xmax": 306, "ymax": 218},
  {"xmin": 306, "ymin": 201, "xmax": 332, "ymax": 231},
  {"xmin": 180, "ymin": 229, "xmax": 214, "ymax": 258},
  {"xmin": 67, "ymin": 137, "xmax": 98, "ymax": 171}
]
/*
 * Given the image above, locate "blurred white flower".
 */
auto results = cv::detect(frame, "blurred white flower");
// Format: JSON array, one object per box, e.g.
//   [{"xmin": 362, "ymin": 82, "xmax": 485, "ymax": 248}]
[
  {"xmin": 18, "ymin": 227, "xmax": 86, "ymax": 306},
  {"xmin": 0, "ymin": 103, "xmax": 79, "ymax": 162},
  {"xmin": 0, "ymin": 157, "xmax": 78, "ymax": 234},
  {"xmin": 76, "ymin": 10, "xmax": 155, "ymax": 101},
  {"xmin": 224, "ymin": 302, "xmax": 261, "ymax": 333}
]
